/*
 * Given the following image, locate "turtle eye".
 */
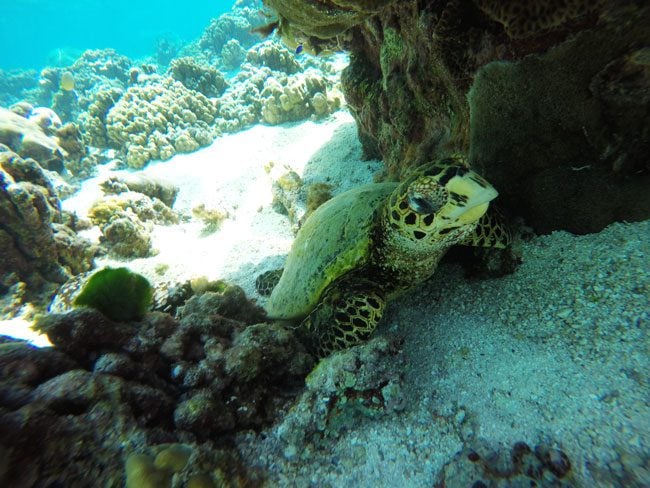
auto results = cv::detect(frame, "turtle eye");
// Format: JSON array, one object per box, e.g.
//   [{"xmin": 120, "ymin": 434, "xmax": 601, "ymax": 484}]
[{"xmin": 407, "ymin": 193, "xmax": 442, "ymax": 215}]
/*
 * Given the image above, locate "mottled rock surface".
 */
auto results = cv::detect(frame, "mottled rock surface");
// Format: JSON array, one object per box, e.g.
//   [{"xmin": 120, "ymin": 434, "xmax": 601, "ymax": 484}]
[{"xmin": 268, "ymin": 0, "xmax": 650, "ymax": 233}]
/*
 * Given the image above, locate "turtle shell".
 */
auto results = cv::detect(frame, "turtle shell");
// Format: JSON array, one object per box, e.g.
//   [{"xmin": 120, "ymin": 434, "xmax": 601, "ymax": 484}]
[{"xmin": 266, "ymin": 182, "xmax": 397, "ymax": 319}]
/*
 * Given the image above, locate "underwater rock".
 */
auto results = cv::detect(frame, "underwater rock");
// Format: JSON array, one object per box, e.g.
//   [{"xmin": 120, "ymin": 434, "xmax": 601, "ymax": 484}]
[
  {"xmin": 265, "ymin": 0, "xmax": 650, "ymax": 233},
  {"xmin": 264, "ymin": 0, "xmax": 390, "ymax": 43},
  {"xmin": 175, "ymin": 283, "xmax": 266, "ymax": 327},
  {"xmin": 0, "ymin": 277, "xmax": 306, "ymax": 484},
  {"xmin": 169, "ymin": 57, "xmax": 229, "ymax": 98},
  {"xmin": 35, "ymin": 308, "xmax": 138, "ymax": 358},
  {"xmin": 0, "ymin": 340, "xmax": 77, "ymax": 386},
  {"xmin": 0, "ymin": 149, "xmax": 95, "ymax": 294},
  {"xmin": 30, "ymin": 369, "xmax": 98, "ymax": 413},
  {"xmin": 274, "ymin": 336, "xmax": 404, "ymax": 455},
  {"xmin": 0, "ymin": 107, "xmax": 65, "ymax": 171},
  {"xmin": 105, "ymin": 76, "xmax": 218, "ymax": 168},
  {"xmin": 100, "ymin": 173, "xmax": 179, "ymax": 207},
  {"xmin": 468, "ymin": 23, "xmax": 650, "ymax": 234}
]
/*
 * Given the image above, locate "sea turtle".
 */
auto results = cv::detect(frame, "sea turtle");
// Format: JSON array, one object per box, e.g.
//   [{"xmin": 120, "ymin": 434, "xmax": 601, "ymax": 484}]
[{"xmin": 256, "ymin": 157, "xmax": 511, "ymax": 357}]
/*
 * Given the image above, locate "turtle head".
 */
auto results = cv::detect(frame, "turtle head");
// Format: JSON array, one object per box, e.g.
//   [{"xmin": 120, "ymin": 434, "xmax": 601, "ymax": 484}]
[{"xmin": 386, "ymin": 160, "xmax": 498, "ymax": 243}]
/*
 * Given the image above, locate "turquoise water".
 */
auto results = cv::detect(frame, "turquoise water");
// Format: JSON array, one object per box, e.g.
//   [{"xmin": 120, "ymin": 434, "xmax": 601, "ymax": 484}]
[{"xmin": 0, "ymin": 0, "xmax": 234, "ymax": 70}]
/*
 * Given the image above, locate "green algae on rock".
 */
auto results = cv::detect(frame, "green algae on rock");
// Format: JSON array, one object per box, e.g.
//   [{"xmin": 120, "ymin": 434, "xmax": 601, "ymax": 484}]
[{"xmin": 73, "ymin": 267, "xmax": 153, "ymax": 322}]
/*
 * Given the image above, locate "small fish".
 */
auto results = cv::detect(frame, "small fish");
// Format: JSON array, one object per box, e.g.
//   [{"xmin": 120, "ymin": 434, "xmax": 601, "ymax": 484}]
[
  {"xmin": 60, "ymin": 71, "xmax": 75, "ymax": 91},
  {"xmin": 295, "ymin": 44, "xmax": 303, "ymax": 54}
]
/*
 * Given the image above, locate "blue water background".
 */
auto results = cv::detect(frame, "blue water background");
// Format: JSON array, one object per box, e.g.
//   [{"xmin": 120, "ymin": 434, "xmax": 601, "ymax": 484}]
[{"xmin": 0, "ymin": 0, "xmax": 235, "ymax": 70}]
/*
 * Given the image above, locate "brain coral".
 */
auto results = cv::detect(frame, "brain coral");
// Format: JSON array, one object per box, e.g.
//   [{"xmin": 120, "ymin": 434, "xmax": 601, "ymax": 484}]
[{"xmin": 105, "ymin": 77, "xmax": 218, "ymax": 168}]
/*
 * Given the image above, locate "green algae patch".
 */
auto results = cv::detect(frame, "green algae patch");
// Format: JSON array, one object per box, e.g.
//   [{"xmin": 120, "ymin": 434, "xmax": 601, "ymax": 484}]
[{"xmin": 73, "ymin": 267, "xmax": 153, "ymax": 322}]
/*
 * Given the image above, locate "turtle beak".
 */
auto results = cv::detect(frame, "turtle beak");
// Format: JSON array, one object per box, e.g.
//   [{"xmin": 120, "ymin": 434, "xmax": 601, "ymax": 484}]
[{"xmin": 437, "ymin": 170, "xmax": 498, "ymax": 225}]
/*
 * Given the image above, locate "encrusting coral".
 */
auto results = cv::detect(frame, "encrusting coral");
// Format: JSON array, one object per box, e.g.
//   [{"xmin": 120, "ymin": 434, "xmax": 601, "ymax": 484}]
[
  {"xmin": 475, "ymin": 0, "xmax": 606, "ymax": 38},
  {"xmin": 265, "ymin": 0, "xmax": 650, "ymax": 233}
]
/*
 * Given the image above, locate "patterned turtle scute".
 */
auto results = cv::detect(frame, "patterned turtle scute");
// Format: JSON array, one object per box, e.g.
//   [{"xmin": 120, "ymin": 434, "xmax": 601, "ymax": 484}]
[{"xmin": 259, "ymin": 158, "xmax": 511, "ymax": 357}]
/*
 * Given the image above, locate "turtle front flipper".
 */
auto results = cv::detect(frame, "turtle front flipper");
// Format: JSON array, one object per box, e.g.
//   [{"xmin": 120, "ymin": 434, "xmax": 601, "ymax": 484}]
[
  {"xmin": 461, "ymin": 207, "xmax": 512, "ymax": 249},
  {"xmin": 255, "ymin": 269, "xmax": 283, "ymax": 297},
  {"xmin": 301, "ymin": 277, "xmax": 386, "ymax": 358}
]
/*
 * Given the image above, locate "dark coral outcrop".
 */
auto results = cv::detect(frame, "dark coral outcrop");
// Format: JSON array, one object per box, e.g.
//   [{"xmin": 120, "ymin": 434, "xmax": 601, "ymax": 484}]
[
  {"xmin": 266, "ymin": 0, "xmax": 650, "ymax": 233},
  {"xmin": 1, "ymin": 284, "xmax": 312, "ymax": 485},
  {"xmin": 0, "ymin": 148, "xmax": 95, "ymax": 304}
]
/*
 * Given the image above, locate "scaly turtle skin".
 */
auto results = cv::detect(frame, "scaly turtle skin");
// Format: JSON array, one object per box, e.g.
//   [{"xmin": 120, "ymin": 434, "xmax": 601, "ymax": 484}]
[{"xmin": 257, "ymin": 158, "xmax": 511, "ymax": 357}]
